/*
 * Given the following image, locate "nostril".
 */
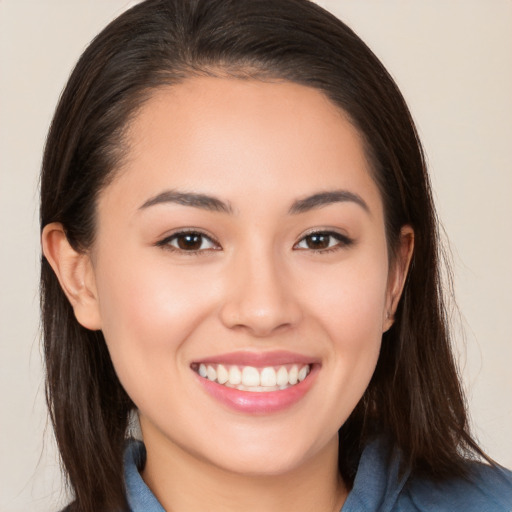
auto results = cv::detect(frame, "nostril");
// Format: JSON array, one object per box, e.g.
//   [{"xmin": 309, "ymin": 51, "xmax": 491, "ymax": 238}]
[{"xmin": 218, "ymin": 297, "xmax": 302, "ymax": 336}]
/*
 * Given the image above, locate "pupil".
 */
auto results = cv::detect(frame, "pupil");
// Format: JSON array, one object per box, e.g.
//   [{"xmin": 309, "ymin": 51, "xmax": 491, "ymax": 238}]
[
  {"xmin": 307, "ymin": 234, "xmax": 329, "ymax": 249},
  {"xmin": 178, "ymin": 234, "xmax": 202, "ymax": 250}
]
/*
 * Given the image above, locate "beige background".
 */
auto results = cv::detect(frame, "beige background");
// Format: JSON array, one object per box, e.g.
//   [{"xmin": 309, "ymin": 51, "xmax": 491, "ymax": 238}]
[{"xmin": 1, "ymin": 1, "xmax": 510, "ymax": 510}]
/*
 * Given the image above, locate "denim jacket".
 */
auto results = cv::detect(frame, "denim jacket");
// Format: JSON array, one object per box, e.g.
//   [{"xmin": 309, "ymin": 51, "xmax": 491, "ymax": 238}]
[{"xmin": 122, "ymin": 439, "xmax": 512, "ymax": 511}]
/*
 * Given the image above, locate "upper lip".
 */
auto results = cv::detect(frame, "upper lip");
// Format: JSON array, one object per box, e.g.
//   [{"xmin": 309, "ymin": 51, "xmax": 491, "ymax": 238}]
[{"xmin": 192, "ymin": 350, "xmax": 320, "ymax": 367}]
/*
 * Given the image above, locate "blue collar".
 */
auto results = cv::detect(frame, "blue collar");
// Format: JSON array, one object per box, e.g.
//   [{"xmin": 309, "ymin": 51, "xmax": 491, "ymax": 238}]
[
  {"xmin": 123, "ymin": 438, "xmax": 512, "ymax": 512},
  {"xmin": 124, "ymin": 440, "xmax": 165, "ymax": 511},
  {"xmin": 123, "ymin": 437, "xmax": 406, "ymax": 512}
]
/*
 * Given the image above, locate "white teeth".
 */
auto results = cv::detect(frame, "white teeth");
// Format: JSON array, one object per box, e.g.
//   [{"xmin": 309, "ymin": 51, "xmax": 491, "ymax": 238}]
[
  {"xmin": 217, "ymin": 364, "xmax": 229, "ymax": 384},
  {"xmin": 196, "ymin": 363, "xmax": 312, "ymax": 391},
  {"xmin": 260, "ymin": 367, "xmax": 277, "ymax": 387},
  {"xmin": 206, "ymin": 365, "xmax": 217, "ymax": 382},
  {"xmin": 298, "ymin": 365, "xmax": 310, "ymax": 382},
  {"xmin": 288, "ymin": 365, "xmax": 299, "ymax": 385},
  {"xmin": 276, "ymin": 366, "xmax": 288, "ymax": 386},
  {"xmin": 229, "ymin": 366, "xmax": 242, "ymax": 385},
  {"xmin": 241, "ymin": 366, "xmax": 260, "ymax": 387}
]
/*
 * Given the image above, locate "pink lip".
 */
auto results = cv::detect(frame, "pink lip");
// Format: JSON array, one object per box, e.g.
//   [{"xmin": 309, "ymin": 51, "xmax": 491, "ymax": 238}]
[
  {"xmin": 192, "ymin": 350, "xmax": 319, "ymax": 367},
  {"xmin": 193, "ymin": 361, "xmax": 320, "ymax": 414}
]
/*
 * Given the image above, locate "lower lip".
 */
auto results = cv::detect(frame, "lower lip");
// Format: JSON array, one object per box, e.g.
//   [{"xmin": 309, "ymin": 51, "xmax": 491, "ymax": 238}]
[{"xmin": 194, "ymin": 365, "xmax": 319, "ymax": 414}]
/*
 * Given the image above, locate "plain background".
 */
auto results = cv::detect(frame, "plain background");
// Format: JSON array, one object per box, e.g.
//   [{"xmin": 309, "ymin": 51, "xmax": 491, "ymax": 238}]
[{"xmin": 1, "ymin": 1, "xmax": 511, "ymax": 510}]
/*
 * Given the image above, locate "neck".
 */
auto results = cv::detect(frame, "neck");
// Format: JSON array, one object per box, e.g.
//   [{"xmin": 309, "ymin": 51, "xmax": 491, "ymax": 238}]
[{"xmin": 140, "ymin": 425, "xmax": 347, "ymax": 512}]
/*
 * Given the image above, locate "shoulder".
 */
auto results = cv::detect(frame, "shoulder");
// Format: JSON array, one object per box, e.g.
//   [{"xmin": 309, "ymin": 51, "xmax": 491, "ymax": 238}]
[
  {"xmin": 343, "ymin": 438, "xmax": 512, "ymax": 512},
  {"xmin": 401, "ymin": 462, "xmax": 512, "ymax": 511}
]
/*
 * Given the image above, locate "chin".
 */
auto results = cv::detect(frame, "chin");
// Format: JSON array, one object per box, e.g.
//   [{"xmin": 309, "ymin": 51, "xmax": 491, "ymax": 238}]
[
  {"xmin": 191, "ymin": 424, "xmax": 338, "ymax": 478},
  {"xmin": 207, "ymin": 447, "xmax": 315, "ymax": 477}
]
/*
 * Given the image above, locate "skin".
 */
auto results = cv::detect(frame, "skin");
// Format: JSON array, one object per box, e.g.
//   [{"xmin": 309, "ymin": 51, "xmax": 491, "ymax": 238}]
[{"xmin": 43, "ymin": 77, "xmax": 413, "ymax": 512}]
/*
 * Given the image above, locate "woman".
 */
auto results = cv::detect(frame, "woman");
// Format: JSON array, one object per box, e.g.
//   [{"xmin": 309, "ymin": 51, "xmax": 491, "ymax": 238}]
[{"xmin": 39, "ymin": 0, "xmax": 512, "ymax": 511}]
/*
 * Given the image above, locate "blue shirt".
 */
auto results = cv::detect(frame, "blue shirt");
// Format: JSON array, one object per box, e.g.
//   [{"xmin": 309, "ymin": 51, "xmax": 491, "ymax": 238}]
[{"xmin": 124, "ymin": 439, "xmax": 512, "ymax": 511}]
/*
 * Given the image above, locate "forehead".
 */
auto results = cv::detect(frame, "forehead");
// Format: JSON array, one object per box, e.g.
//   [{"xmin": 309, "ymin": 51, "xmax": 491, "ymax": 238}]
[{"xmin": 101, "ymin": 77, "xmax": 382, "ymax": 217}]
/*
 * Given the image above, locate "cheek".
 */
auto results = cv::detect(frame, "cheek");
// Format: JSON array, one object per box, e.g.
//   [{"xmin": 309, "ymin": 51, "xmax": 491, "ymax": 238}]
[
  {"xmin": 305, "ymin": 252, "xmax": 389, "ymax": 339},
  {"xmin": 300, "ymin": 251, "xmax": 389, "ymax": 406},
  {"xmin": 92, "ymin": 252, "xmax": 218, "ymax": 383},
  {"xmin": 97, "ymin": 252, "xmax": 210, "ymax": 329}
]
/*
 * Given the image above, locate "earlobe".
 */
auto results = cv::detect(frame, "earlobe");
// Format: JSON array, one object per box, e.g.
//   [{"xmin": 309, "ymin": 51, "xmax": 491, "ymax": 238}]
[
  {"xmin": 383, "ymin": 225, "xmax": 414, "ymax": 332},
  {"xmin": 41, "ymin": 222, "xmax": 102, "ymax": 330}
]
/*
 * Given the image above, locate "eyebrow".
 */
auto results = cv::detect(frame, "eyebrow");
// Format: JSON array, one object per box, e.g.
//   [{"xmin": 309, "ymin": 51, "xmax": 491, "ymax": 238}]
[
  {"xmin": 289, "ymin": 190, "xmax": 370, "ymax": 215},
  {"xmin": 139, "ymin": 188, "xmax": 369, "ymax": 215},
  {"xmin": 139, "ymin": 190, "xmax": 233, "ymax": 214}
]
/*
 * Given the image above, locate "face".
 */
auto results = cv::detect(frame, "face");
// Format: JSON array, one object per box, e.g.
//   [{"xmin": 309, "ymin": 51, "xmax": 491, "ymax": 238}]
[{"xmin": 80, "ymin": 77, "xmax": 408, "ymax": 476}]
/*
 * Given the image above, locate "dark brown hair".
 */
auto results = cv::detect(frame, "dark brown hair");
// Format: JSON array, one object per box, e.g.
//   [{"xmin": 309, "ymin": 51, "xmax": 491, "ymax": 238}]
[{"xmin": 40, "ymin": 1, "xmax": 485, "ymax": 510}]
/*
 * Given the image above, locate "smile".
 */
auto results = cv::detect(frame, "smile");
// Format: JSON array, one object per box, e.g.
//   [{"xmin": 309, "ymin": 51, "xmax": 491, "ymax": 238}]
[
  {"xmin": 191, "ymin": 352, "xmax": 319, "ymax": 413},
  {"xmin": 192, "ymin": 363, "xmax": 311, "ymax": 392}
]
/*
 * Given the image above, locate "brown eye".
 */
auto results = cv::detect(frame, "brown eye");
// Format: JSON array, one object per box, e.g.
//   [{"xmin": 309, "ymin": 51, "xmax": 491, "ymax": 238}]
[
  {"xmin": 159, "ymin": 231, "xmax": 219, "ymax": 252},
  {"xmin": 176, "ymin": 233, "xmax": 203, "ymax": 250},
  {"xmin": 294, "ymin": 231, "xmax": 353, "ymax": 252},
  {"xmin": 304, "ymin": 234, "xmax": 331, "ymax": 250}
]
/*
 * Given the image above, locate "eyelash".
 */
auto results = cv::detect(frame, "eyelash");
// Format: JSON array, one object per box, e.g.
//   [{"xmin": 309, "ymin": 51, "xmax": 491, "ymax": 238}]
[
  {"xmin": 293, "ymin": 230, "xmax": 354, "ymax": 253},
  {"xmin": 156, "ymin": 230, "xmax": 220, "ymax": 255},
  {"xmin": 156, "ymin": 229, "xmax": 354, "ymax": 255}
]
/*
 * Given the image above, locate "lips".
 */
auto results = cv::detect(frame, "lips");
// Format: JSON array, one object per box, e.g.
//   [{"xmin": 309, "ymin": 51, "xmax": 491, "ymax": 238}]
[{"xmin": 191, "ymin": 351, "xmax": 319, "ymax": 413}]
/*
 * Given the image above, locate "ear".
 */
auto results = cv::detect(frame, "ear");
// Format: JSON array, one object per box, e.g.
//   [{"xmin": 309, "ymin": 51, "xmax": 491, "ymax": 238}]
[
  {"xmin": 383, "ymin": 225, "xmax": 414, "ymax": 332},
  {"xmin": 41, "ymin": 222, "xmax": 102, "ymax": 330}
]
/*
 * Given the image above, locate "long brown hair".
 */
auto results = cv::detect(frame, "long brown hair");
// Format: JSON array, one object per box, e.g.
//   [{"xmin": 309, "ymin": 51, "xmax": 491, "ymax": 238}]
[{"xmin": 40, "ymin": 1, "xmax": 485, "ymax": 510}]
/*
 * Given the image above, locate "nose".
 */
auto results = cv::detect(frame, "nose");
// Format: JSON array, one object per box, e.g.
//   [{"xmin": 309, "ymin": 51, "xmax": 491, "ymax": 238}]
[{"xmin": 219, "ymin": 247, "xmax": 302, "ymax": 337}]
